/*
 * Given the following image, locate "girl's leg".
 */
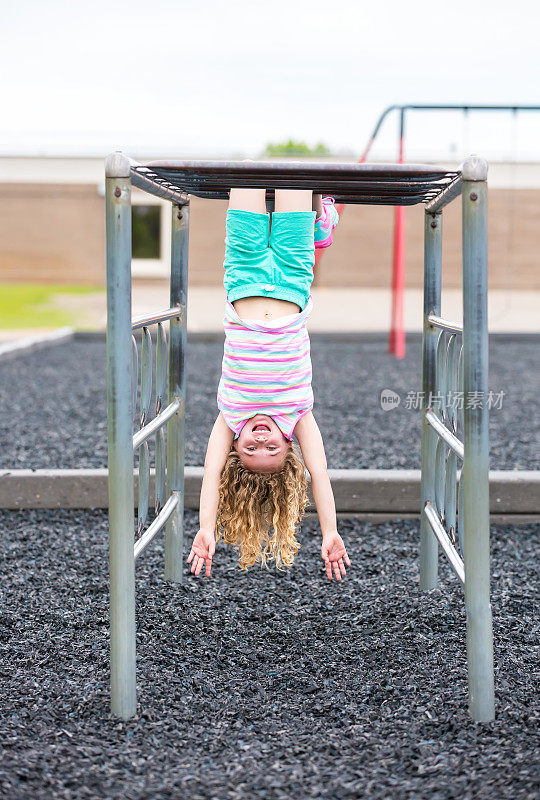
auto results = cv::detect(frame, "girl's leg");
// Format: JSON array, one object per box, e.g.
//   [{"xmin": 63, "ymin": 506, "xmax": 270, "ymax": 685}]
[
  {"xmin": 223, "ymin": 189, "xmax": 270, "ymax": 304},
  {"xmin": 313, "ymin": 194, "xmax": 324, "ymax": 218},
  {"xmin": 270, "ymin": 192, "xmax": 316, "ymax": 304},
  {"xmin": 228, "ymin": 188, "xmax": 266, "ymax": 213},
  {"xmin": 274, "ymin": 189, "xmax": 312, "ymax": 212}
]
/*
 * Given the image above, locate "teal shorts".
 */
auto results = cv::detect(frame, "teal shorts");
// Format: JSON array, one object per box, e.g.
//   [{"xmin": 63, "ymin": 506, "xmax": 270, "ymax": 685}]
[{"xmin": 223, "ymin": 209, "xmax": 316, "ymax": 311}]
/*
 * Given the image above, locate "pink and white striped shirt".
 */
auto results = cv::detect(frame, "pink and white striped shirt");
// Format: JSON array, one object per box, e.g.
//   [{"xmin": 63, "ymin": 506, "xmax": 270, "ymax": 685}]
[{"xmin": 217, "ymin": 296, "xmax": 314, "ymax": 440}]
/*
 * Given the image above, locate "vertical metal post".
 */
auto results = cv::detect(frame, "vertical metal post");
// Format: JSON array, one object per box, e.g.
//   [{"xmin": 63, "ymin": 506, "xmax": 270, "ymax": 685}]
[
  {"xmin": 419, "ymin": 210, "xmax": 441, "ymax": 590},
  {"xmin": 461, "ymin": 157, "xmax": 495, "ymax": 721},
  {"xmin": 164, "ymin": 200, "xmax": 189, "ymax": 581},
  {"xmin": 105, "ymin": 152, "xmax": 136, "ymax": 720}
]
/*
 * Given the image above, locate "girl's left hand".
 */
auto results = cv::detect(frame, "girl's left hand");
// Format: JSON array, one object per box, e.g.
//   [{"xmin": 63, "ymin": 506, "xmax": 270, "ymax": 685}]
[{"xmin": 321, "ymin": 532, "xmax": 351, "ymax": 581}]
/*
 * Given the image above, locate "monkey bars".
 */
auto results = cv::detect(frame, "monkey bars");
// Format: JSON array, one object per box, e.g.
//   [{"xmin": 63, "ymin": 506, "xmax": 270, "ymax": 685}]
[
  {"xmin": 130, "ymin": 159, "xmax": 459, "ymax": 206},
  {"xmin": 105, "ymin": 152, "xmax": 494, "ymax": 723}
]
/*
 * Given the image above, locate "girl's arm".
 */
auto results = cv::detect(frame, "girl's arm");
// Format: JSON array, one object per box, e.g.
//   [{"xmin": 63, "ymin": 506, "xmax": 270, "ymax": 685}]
[
  {"xmin": 294, "ymin": 412, "xmax": 337, "ymax": 535},
  {"xmin": 294, "ymin": 412, "xmax": 351, "ymax": 580},
  {"xmin": 187, "ymin": 412, "xmax": 234, "ymax": 577},
  {"xmin": 200, "ymin": 412, "xmax": 234, "ymax": 530}
]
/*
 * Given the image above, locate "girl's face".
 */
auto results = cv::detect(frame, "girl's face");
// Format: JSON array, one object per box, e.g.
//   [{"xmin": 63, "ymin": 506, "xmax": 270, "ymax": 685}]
[{"xmin": 234, "ymin": 414, "xmax": 290, "ymax": 473}]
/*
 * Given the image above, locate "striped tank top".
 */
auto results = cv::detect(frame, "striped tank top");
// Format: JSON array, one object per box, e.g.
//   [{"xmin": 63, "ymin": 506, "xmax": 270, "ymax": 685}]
[{"xmin": 217, "ymin": 296, "xmax": 314, "ymax": 440}]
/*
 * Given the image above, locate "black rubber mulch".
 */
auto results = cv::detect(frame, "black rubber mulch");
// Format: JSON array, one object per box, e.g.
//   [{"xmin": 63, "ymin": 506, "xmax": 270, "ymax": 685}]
[
  {"xmin": 0, "ymin": 508, "xmax": 538, "ymax": 800},
  {"xmin": 0, "ymin": 336, "xmax": 538, "ymax": 471}
]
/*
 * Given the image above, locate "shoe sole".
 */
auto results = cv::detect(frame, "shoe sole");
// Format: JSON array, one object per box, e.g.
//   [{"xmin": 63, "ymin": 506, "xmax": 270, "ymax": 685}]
[{"xmin": 314, "ymin": 231, "xmax": 334, "ymax": 249}]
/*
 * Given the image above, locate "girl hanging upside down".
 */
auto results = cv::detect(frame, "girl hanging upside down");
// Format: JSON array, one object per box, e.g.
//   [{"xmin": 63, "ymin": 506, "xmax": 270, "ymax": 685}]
[{"xmin": 187, "ymin": 183, "xmax": 351, "ymax": 580}]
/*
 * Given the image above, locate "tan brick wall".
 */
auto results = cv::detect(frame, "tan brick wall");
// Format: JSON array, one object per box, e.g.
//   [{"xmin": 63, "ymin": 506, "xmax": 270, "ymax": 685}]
[
  {"xmin": 188, "ymin": 198, "xmax": 228, "ymax": 285},
  {"xmin": 0, "ymin": 184, "xmax": 105, "ymax": 284},
  {"xmin": 0, "ymin": 184, "xmax": 538, "ymax": 289}
]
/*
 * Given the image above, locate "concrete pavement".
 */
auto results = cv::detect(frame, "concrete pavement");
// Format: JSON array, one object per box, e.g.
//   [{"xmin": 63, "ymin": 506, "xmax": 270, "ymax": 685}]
[{"xmin": 0, "ymin": 285, "xmax": 538, "ymax": 341}]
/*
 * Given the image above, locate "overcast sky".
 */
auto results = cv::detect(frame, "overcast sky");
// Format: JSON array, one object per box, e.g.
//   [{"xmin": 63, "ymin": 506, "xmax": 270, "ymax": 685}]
[{"xmin": 2, "ymin": 0, "xmax": 540, "ymax": 160}]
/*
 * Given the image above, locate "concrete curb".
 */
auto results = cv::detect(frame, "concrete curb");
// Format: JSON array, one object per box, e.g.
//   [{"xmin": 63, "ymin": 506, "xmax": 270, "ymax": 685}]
[
  {"xmin": 71, "ymin": 330, "xmax": 540, "ymax": 344},
  {"xmin": 1, "ymin": 468, "xmax": 538, "ymax": 521},
  {"xmin": 0, "ymin": 327, "xmax": 75, "ymax": 360}
]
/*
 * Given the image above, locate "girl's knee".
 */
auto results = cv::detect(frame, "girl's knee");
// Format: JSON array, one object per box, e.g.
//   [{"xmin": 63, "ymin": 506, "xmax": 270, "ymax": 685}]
[
  {"xmin": 274, "ymin": 189, "xmax": 313, "ymax": 213},
  {"xmin": 228, "ymin": 188, "xmax": 266, "ymax": 214}
]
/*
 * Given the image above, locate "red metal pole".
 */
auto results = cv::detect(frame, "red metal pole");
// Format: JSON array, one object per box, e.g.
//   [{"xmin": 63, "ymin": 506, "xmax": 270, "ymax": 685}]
[
  {"xmin": 315, "ymin": 109, "xmax": 406, "ymax": 362},
  {"xmin": 388, "ymin": 112, "xmax": 406, "ymax": 358}
]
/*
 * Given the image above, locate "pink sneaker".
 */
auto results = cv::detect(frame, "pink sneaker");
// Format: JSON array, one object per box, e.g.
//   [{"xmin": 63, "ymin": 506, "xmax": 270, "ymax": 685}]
[{"xmin": 314, "ymin": 197, "xmax": 339, "ymax": 249}]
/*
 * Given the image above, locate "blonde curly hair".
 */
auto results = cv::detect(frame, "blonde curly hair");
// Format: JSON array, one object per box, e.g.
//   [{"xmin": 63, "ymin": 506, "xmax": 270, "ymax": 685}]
[{"xmin": 216, "ymin": 445, "xmax": 309, "ymax": 571}]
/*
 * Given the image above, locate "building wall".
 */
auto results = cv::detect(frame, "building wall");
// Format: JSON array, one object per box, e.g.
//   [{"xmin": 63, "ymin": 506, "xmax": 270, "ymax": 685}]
[
  {"xmin": 315, "ymin": 189, "xmax": 540, "ymax": 290},
  {"xmin": 0, "ymin": 183, "xmax": 105, "ymax": 283},
  {"xmin": 0, "ymin": 181, "xmax": 539, "ymax": 289}
]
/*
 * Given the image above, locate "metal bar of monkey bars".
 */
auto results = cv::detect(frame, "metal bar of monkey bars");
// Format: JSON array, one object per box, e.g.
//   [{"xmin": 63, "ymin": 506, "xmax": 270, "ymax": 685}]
[
  {"xmin": 134, "ymin": 491, "xmax": 179, "ymax": 559},
  {"xmin": 425, "ymin": 409, "xmax": 465, "ymax": 460},
  {"xmin": 132, "ymin": 398, "xmax": 181, "ymax": 451},
  {"xmin": 131, "ymin": 159, "xmax": 459, "ymax": 207},
  {"xmin": 147, "ymin": 159, "xmax": 452, "ymax": 179},
  {"xmin": 105, "ymin": 151, "xmax": 137, "ymax": 721},
  {"xmin": 460, "ymin": 156, "xmax": 495, "ymax": 722},
  {"xmin": 427, "ymin": 313, "xmax": 463, "ymax": 334},
  {"xmin": 129, "ymin": 161, "xmax": 189, "ymax": 205},
  {"xmin": 131, "ymin": 306, "xmax": 183, "ymax": 331},
  {"xmin": 419, "ymin": 210, "xmax": 442, "ymax": 590},
  {"xmin": 423, "ymin": 501, "xmax": 465, "ymax": 584},
  {"xmin": 164, "ymin": 201, "xmax": 189, "ymax": 582},
  {"xmin": 424, "ymin": 175, "xmax": 463, "ymax": 213}
]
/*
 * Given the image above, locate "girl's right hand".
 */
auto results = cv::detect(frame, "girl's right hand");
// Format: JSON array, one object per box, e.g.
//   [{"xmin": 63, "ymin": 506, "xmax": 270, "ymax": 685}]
[{"xmin": 187, "ymin": 529, "xmax": 216, "ymax": 577}]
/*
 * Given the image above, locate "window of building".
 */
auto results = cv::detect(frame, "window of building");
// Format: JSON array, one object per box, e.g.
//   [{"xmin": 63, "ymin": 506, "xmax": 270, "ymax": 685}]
[{"xmin": 132, "ymin": 205, "xmax": 161, "ymax": 259}]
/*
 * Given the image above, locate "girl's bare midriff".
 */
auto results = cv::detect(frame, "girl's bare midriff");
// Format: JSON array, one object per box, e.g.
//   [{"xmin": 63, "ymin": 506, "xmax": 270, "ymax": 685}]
[{"xmin": 233, "ymin": 296, "xmax": 301, "ymax": 322}]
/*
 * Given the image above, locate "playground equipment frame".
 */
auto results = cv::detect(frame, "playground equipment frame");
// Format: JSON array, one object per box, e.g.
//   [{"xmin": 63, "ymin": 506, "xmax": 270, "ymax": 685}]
[
  {"xmin": 104, "ymin": 152, "xmax": 494, "ymax": 722},
  {"xmin": 361, "ymin": 104, "xmax": 540, "ymax": 359}
]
